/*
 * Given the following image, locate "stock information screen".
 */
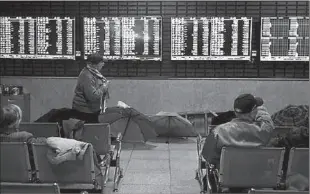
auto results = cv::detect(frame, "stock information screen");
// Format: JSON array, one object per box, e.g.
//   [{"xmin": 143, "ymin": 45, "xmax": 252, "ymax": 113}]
[
  {"xmin": 84, "ymin": 16, "xmax": 162, "ymax": 61},
  {"xmin": 171, "ymin": 17, "xmax": 252, "ymax": 60},
  {"xmin": 84, "ymin": 17, "xmax": 122, "ymax": 59},
  {"xmin": 261, "ymin": 17, "xmax": 309, "ymax": 61},
  {"xmin": 0, "ymin": 17, "xmax": 75, "ymax": 60}
]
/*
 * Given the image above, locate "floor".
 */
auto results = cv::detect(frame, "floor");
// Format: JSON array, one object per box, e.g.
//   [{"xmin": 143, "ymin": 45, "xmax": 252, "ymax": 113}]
[{"xmin": 104, "ymin": 137, "xmax": 201, "ymax": 194}]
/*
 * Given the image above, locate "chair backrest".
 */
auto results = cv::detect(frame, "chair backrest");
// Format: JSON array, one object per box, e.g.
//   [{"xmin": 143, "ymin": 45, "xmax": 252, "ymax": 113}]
[
  {"xmin": 31, "ymin": 143, "xmax": 96, "ymax": 184},
  {"xmin": 0, "ymin": 142, "xmax": 32, "ymax": 182},
  {"xmin": 0, "ymin": 182, "xmax": 60, "ymax": 194},
  {"xmin": 81, "ymin": 123, "xmax": 111, "ymax": 155},
  {"xmin": 219, "ymin": 147, "xmax": 285, "ymax": 188},
  {"xmin": 19, "ymin": 122, "xmax": 60, "ymax": 138},
  {"xmin": 201, "ymin": 132, "xmax": 218, "ymax": 164},
  {"xmin": 248, "ymin": 189, "xmax": 309, "ymax": 194},
  {"xmin": 287, "ymin": 148, "xmax": 309, "ymax": 186},
  {"xmin": 186, "ymin": 113, "xmax": 208, "ymax": 136}
]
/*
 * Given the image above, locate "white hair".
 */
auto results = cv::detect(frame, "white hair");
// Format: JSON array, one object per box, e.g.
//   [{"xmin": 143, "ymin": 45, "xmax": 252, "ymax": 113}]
[{"xmin": 7, "ymin": 104, "xmax": 22, "ymax": 129}]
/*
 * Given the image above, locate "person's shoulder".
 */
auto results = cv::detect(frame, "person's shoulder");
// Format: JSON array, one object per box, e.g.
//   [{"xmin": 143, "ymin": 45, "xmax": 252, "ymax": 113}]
[
  {"xmin": 213, "ymin": 122, "xmax": 232, "ymax": 131},
  {"xmin": 217, "ymin": 120, "xmax": 237, "ymax": 128},
  {"xmin": 213, "ymin": 120, "xmax": 240, "ymax": 132},
  {"xmin": 10, "ymin": 131, "xmax": 34, "ymax": 139},
  {"xmin": 78, "ymin": 68, "xmax": 90, "ymax": 77},
  {"xmin": 78, "ymin": 68, "xmax": 94, "ymax": 81},
  {"xmin": 30, "ymin": 137, "xmax": 47, "ymax": 144},
  {"xmin": 0, "ymin": 131, "xmax": 33, "ymax": 142}
]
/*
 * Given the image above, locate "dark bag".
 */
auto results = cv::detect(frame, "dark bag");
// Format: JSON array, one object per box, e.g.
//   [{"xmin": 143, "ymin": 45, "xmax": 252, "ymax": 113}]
[
  {"xmin": 210, "ymin": 111, "xmax": 236, "ymax": 125},
  {"xmin": 35, "ymin": 108, "xmax": 74, "ymax": 123}
]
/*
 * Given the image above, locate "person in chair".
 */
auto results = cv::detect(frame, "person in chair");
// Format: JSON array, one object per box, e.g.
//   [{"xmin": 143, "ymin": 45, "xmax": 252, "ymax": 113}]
[
  {"xmin": 202, "ymin": 94, "xmax": 274, "ymax": 192},
  {"xmin": 0, "ymin": 104, "xmax": 46, "ymax": 143}
]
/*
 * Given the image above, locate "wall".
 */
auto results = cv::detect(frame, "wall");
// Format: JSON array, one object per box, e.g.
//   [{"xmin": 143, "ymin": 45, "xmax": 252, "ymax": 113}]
[{"xmin": 1, "ymin": 77, "xmax": 309, "ymax": 121}]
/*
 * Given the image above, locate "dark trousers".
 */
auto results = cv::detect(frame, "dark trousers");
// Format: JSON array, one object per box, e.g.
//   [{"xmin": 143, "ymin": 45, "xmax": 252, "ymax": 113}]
[{"xmin": 71, "ymin": 109, "xmax": 100, "ymax": 123}]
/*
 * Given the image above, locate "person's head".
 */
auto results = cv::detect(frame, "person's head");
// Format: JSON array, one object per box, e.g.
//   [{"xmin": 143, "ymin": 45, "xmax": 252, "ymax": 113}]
[
  {"xmin": 87, "ymin": 53, "xmax": 106, "ymax": 71},
  {"xmin": 0, "ymin": 104, "xmax": 22, "ymax": 132},
  {"xmin": 233, "ymin": 93, "xmax": 264, "ymax": 121}
]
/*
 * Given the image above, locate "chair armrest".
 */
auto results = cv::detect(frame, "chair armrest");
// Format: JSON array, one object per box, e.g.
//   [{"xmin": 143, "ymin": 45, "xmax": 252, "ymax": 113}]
[{"xmin": 99, "ymin": 153, "xmax": 110, "ymax": 166}]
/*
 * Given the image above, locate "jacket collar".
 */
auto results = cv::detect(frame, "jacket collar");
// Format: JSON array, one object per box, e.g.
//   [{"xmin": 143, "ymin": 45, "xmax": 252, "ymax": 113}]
[
  {"xmin": 232, "ymin": 116, "xmax": 254, "ymax": 124},
  {"xmin": 86, "ymin": 65, "xmax": 104, "ymax": 79}
]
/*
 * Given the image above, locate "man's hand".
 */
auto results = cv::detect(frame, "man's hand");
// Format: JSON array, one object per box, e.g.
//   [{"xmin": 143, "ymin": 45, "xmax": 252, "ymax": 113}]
[
  {"xmin": 99, "ymin": 82, "xmax": 108, "ymax": 89},
  {"xmin": 99, "ymin": 81, "xmax": 109, "ymax": 93}
]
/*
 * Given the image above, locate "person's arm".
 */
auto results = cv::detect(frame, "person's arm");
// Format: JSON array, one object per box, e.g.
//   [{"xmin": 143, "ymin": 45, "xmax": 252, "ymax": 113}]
[
  {"xmin": 27, "ymin": 136, "xmax": 47, "ymax": 144},
  {"xmin": 5, "ymin": 131, "xmax": 33, "ymax": 142},
  {"xmin": 202, "ymin": 128, "xmax": 222, "ymax": 167},
  {"xmin": 255, "ymin": 106, "xmax": 275, "ymax": 144},
  {"xmin": 80, "ymin": 74, "xmax": 107, "ymax": 102}
]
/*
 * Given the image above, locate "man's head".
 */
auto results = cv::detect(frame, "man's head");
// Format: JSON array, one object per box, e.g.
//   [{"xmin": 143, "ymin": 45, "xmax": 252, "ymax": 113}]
[
  {"xmin": 0, "ymin": 104, "xmax": 22, "ymax": 131},
  {"xmin": 234, "ymin": 93, "xmax": 264, "ymax": 120},
  {"xmin": 87, "ymin": 53, "xmax": 106, "ymax": 71}
]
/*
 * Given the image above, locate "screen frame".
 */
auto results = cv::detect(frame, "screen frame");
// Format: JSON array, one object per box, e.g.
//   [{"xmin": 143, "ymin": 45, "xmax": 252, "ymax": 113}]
[
  {"xmin": 170, "ymin": 16, "xmax": 253, "ymax": 61},
  {"xmin": 83, "ymin": 16, "xmax": 163, "ymax": 61},
  {"xmin": 260, "ymin": 16, "xmax": 310, "ymax": 62},
  {"xmin": 0, "ymin": 16, "xmax": 76, "ymax": 60}
]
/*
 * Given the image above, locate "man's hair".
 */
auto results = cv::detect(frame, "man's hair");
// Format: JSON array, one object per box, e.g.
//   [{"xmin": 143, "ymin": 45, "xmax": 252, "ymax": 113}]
[
  {"xmin": 0, "ymin": 104, "xmax": 22, "ymax": 131},
  {"xmin": 87, "ymin": 53, "xmax": 105, "ymax": 65}
]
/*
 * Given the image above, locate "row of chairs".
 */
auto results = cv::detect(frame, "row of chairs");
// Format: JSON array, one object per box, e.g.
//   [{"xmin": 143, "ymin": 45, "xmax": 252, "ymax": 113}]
[
  {"xmin": 1, "ymin": 122, "xmax": 123, "ymax": 194},
  {"xmin": 195, "ymin": 134, "xmax": 309, "ymax": 194}
]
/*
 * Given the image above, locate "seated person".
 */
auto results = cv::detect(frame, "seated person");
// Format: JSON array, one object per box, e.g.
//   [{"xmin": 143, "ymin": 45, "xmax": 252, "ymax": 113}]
[
  {"xmin": 0, "ymin": 104, "xmax": 104, "ymax": 186},
  {"xmin": 0, "ymin": 104, "xmax": 46, "ymax": 143},
  {"xmin": 202, "ymin": 94, "xmax": 274, "ymax": 192},
  {"xmin": 0, "ymin": 104, "xmax": 47, "ymax": 171}
]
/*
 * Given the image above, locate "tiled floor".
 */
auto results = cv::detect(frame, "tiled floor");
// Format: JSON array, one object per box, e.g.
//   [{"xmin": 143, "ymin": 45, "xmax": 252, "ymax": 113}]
[{"xmin": 104, "ymin": 137, "xmax": 201, "ymax": 194}]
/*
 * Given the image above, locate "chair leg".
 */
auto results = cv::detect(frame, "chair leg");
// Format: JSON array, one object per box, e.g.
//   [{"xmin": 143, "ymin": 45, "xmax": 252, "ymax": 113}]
[
  {"xmin": 99, "ymin": 165, "xmax": 107, "ymax": 194},
  {"xmin": 195, "ymin": 166, "xmax": 205, "ymax": 194},
  {"xmin": 104, "ymin": 164, "xmax": 110, "ymax": 186},
  {"xmin": 207, "ymin": 167, "xmax": 220, "ymax": 193},
  {"xmin": 102, "ymin": 154, "xmax": 111, "ymax": 187},
  {"xmin": 113, "ymin": 157, "xmax": 123, "ymax": 192},
  {"xmin": 120, "ymin": 168, "xmax": 123, "ymax": 178},
  {"xmin": 195, "ymin": 170, "xmax": 199, "ymax": 180},
  {"xmin": 113, "ymin": 166, "xmax": 119, "ymax": 191}
]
